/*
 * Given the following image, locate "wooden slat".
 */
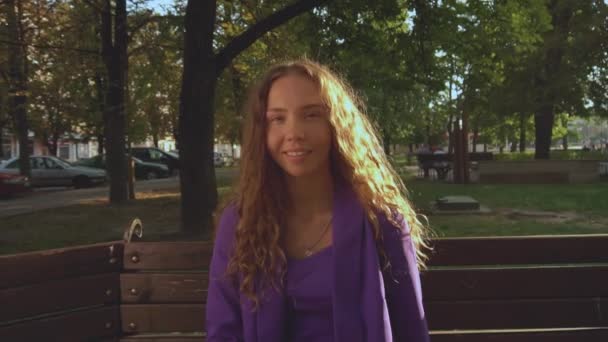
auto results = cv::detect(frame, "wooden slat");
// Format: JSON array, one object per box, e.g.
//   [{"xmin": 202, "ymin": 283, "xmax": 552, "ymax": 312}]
[
  {"xmin": 428, "ymin": 235, "xmax": 608, "ymax": 266},
  {"xmin": 0, "ymin": 241, "xmax": 123, "ymax": 289},
  {"xmin": 0, "ymin": 306, "xmax": 120, "ymax": 340},
  {"xmin": 430, "ymin": 328, "xmax": 608, "ymax": 342},
  {"xmin": 0, "ymin": 273, "xmax": 120, "ymax": 322},
  {"xmin": 422, "ymin": 265, "xmax": 608, "ymax": 301},
  {"xmin": 121, "ymin": 273, "xmax": 208, "ymax": 304},
  {"xmin": 120, "ymin": 334, "xmax": 205, "ymax": 341},
  {"xmin": 123, "ymin": 242, "xmax": 212, "ymax": 270},
  {"xmin": 121, "ymin": 304, "xmax": 205, "ymax": 334},
  {"xmin": 425, "ymin": 298, "xmax": 608, "ymax": 330}
]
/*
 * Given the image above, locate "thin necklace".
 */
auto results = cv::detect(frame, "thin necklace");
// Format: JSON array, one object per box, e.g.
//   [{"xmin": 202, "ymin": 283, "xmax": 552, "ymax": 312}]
[{"xmin": 304, "ymin": 215, "xmax": 333, "ymax": 257}]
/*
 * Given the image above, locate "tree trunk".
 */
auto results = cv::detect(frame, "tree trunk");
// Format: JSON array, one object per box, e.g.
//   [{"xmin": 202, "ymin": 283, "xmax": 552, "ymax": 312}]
[
  {"xmin": 533, "ymin": 1, "xmax": 569, "ymax": 160},
  {"xmin": 498, "ymin": 125, "xmax": 505, "ymax": 154},
  {"xmin": 127, "ymin": 152, "xmax": 136, "ymax": 200},
  {"xmin": 6, "ymin": 0, "xmax": 30, "ymax": 177},
  {"xmin": 179, "ymin": 0, "xmax": 218, "ymax": 235},
  {"xmin": 472, "ymin": 126, "xmax": 478, "ymax": 153},
  {"xmin": 519, "ymin": 112, "xmax": 526, "ymax": 152},
  {"xmin": 383, "ymin": 131, "xmax": 391, "ymax": 156},
  {"xmin": 534, "ymin": 104, "xmax": 554, "ymax": 159},
  {"xmin": 561, "ymin": 114, "xmax": 569, "ymax": 151},
  {"xmin": 94, "ymin": 73, "xmax": 106, "ymax": 156},
  {"xmin": 425, "ymin": 122, "xmax": 431, "ymax": 147},
  {"xmin": 0, "ymin": 111, "xmax": 8, "ymax": 159},
  {"xmin": 0, "ymin": 128, "xmax": 4, "ymax": 159},
  {"xmin": 447, "ymin": 58, "xmax": 455, "ymax": 155},
  {"xmin": 447, "ymin": 114, "xmax": 454, "ymax": 154},
  {"xmin": 97, "ymin": 134, "xmax": 105, "ymax": 155},
  {"xmin": 102, "ymin": 0, "xmax": 129, "ymax": 204},
  {"xmin": 50, "ymin": 132, "xmax": 59, "ymax": 156}
]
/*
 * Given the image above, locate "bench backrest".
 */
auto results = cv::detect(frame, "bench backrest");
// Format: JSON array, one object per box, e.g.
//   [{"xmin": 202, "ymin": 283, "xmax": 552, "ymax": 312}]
[
  {"xmin": 2, "ymin": 234, "xmax": 607, "ymax": 341},
  {"xmin": 0, "ymin": 241, "xmax": 123, "ymax": 341},
  {"xmin": 119, "ymin": 241, "xmax": 211, "ymax": 340},
  {"xmin": 425, "ymin": 234, "xmax": 608, "ymax": 342}
]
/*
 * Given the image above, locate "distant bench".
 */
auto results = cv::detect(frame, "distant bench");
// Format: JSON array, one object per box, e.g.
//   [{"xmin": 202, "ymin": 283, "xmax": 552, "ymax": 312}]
[
  {"xmin": 416, "ymin": 152, "xmax": 494, "ymax": 179},
  {"xmin": 478, "ymin": 160, "xmax": 601, "ymax": 183},
  {"xmin": 2, "ymin": 231, "xmax": 608, "ymax": 341}
]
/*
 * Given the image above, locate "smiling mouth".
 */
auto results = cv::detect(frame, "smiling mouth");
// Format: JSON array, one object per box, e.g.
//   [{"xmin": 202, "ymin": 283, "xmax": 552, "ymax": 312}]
[{"xmin": 284, "ymin": 151, "xmax": 311, "ymax": 157}]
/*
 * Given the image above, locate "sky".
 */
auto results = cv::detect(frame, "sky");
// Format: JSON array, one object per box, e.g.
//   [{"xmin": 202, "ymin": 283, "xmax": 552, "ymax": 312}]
[{"xmin": 146, "ymin": 0, "xmax": 174, "ymax": 13}]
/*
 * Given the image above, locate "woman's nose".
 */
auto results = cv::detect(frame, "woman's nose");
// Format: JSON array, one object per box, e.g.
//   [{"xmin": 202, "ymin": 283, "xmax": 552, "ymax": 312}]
[{"xmin": 285, "ymin": 117, "xmax": 305, "ymax": 141}]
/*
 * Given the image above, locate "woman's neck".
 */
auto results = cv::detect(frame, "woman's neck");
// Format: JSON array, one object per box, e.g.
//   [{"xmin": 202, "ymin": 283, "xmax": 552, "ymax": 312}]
[{"xmin": 284, "ymin": 170, "xmax": 334, "ymax": 219}]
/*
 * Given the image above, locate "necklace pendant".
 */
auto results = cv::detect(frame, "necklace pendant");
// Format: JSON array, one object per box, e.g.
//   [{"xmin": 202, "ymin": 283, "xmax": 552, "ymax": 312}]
[{"xmin": 304, "ymin": 249, "xmax": 312, "ymax": 257}]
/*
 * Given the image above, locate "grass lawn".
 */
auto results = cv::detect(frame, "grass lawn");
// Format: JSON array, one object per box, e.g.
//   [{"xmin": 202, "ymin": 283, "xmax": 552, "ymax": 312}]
[
  {"xmin": 1, "ymin": 167, "xmax": 607, "ymax": 255},
  {"xmin": 405, "ymin": 174, "xmax": 608, "ymax": 237}
]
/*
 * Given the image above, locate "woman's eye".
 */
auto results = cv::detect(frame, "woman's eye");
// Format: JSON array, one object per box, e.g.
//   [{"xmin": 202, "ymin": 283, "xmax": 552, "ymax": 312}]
[
  {"xmin": 269, "ymin": 116, "xmax": 284, "ymax": 123},
  {"xmin": 305, "ymin": 111, "xmax": 320, "ymax": 118}
]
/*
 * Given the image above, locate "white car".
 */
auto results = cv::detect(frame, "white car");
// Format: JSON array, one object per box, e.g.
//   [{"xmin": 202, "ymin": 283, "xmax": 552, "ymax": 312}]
[{"xmin": 0, "ymin": 155, "xmax": 107, "ymax": 188}]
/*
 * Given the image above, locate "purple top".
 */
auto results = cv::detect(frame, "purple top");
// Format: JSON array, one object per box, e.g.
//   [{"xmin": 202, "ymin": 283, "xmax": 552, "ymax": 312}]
[
  {"xmin": 286, "ymin": 246, "xmax": 334, "ymax": 342},
  {"xmin": 206, "ymin": 182, "xmax": 430, "ymax": 342}
]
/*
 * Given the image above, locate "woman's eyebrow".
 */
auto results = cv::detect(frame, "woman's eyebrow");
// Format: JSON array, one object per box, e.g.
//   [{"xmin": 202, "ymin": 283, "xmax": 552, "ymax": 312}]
[
  {"xmin": 266, "ymin": 103, "xmax": 324, "ymax": 113},
  {"xmin": 266, "ymin": 107, "xmax": 287, "ymax": 113},
  {"xmin": 299, "ymin": 104, "xmax": 325, "ymax": 110}
]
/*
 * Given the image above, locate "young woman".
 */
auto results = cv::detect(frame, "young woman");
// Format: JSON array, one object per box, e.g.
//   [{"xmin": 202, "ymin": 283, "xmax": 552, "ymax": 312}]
[{"xmin": 206, "ymin": 59, "xmax": 430, "ymax": 342}]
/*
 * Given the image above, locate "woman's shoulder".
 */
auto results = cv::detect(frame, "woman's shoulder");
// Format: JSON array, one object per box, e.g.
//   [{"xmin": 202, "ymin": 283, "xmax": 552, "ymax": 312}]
[
  {"xmin": 375, "ymin": 209, "xmax": 413, "ymax": 251},
  {"xmin": 376, "ymin": 209, "xmax": 410, "ymax": 236}
]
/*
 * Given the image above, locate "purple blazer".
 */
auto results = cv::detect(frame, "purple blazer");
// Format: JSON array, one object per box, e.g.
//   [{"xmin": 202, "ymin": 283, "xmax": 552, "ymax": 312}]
[{"xmin": 206, "ymin": 183, "xmax": 430, "ymax": 341}]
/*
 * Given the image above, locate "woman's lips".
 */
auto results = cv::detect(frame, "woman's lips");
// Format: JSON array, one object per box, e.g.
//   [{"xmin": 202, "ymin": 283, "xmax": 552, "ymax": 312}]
[{"xmin": 283, "ymin": 150, "xmax": 311, "ymax": 162}]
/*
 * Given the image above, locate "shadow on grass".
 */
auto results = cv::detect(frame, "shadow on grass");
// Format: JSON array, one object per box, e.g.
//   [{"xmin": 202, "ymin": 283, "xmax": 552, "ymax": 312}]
[{"xmin": 1, "ymin": 191, "xmax": 185, "ymax": 255}]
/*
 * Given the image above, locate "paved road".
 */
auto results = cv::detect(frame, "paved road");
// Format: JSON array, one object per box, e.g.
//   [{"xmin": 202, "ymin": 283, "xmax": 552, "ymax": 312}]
[
  {"xmin": 0, "ymin": 177, "xmax": 180, "ymax": 218},
  {"xmin": 0, "ymin": 168, "xmax": 239, "ymax": 218}
]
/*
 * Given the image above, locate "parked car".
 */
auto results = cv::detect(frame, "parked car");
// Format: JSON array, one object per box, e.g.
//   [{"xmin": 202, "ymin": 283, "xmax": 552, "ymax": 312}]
[
  {"xmin": 130, "ymin": 147, "xmax": 179, "ymax": 175},
  {"xmin": 213, "ymin": 152, "xmax": 224, "ymax": 167},
  {"xmin": 0, "ymin": 172, "xmax": 30, "ymax": 197},
  {"xmin": 0, "ymin": 156, "xmax": 107, "ymax": 188},
  {"xmin": 74, "ymin": 155, "xmax": 170, "ymax": 180},
  {"xmin": 172, "ymin": 150, "xmax": 235, "ymax": 168},
  {"xmin": 220, "ymin": 153, "xmax": 235, "ymax": 167}
]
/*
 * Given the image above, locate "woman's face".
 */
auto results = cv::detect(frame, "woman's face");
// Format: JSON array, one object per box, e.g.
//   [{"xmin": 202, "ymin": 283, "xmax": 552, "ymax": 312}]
[{"xmin": 265, "ymin": 73, "xmax": 332, "ymax": 179}]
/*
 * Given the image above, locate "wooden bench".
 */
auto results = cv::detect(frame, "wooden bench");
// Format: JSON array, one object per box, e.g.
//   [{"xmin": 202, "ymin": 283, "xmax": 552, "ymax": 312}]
[
  {"xmin": 425, "ymin": 234, "xmax": 608, "ymax": 341},
  {"xmin": 478, "ymin": 160, "xmax": 601, "ymax": 184},
  {"xmin": 2, "ymin": 232, "xmax": 607, "ymax": 341},
  {"xmin": 0, "ymin": 235, "xmax": 212, "ymax": 341},
  {"xmin": 416, "ymin": 152, "xmax": 494, "ymax": 180}
]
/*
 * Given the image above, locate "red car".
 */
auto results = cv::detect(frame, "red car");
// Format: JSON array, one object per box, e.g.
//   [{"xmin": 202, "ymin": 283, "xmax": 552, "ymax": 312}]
[{"xmin": 0, "ymin": 172, "xmax": 31, "ymax": 197}]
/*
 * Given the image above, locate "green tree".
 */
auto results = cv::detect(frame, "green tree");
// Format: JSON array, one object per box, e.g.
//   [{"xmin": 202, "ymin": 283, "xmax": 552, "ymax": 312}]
[{"xmin": 509, "ymin": 0, "xmax": 608, "ymax": 158}]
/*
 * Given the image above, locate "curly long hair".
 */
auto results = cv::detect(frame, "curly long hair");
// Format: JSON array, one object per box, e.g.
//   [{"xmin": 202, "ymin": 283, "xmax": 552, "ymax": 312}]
[{"xmin": 224, "ymin": 59, "xmax": 428, "ymax": 307}]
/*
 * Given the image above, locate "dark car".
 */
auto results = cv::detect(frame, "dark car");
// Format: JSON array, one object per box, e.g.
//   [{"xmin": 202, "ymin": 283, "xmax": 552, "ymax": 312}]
[
  {"xmin": 130, "ymin": 147, "xmax": 179, "ymax": 176},
  {"xmin": 74, "ymin": 155, "xmax": 170, "ymax": 180},
  {"xmin": 0, "ymin": 172, "xmax": 30, "ymax": 197}
]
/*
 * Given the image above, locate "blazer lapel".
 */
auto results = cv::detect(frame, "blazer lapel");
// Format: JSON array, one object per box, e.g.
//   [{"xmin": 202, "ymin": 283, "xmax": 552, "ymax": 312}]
[{"xmin": 332, "ymin": 183, "xmax": 366, "ymax": 341}]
